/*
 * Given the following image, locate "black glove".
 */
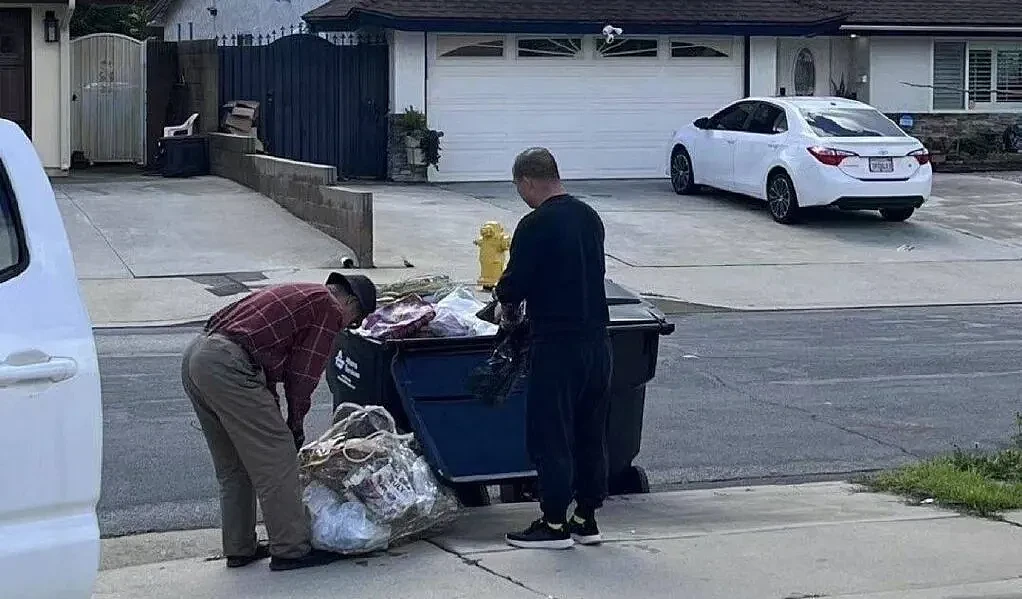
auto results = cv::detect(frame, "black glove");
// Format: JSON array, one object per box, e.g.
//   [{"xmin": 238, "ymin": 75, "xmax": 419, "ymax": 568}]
[{"xmin": 292, "ymin": 429, "xmax": 305, "ymax": 452}]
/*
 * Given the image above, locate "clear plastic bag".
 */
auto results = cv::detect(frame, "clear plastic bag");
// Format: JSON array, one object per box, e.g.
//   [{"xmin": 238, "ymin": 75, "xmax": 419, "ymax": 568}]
[
  {"xmin": 303, "ymin": 481, "xmax": 391, "ymax": 554},
  {"xmin": 427, "ymin": 287, "xmax": 499, "ymax": 338},
  {"xmin": 298, "ymin": 403, "xmax": 461, "ymax": 555}
]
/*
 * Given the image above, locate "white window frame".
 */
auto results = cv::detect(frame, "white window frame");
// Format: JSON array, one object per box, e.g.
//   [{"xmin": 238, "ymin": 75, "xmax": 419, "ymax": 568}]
[{"xmin": 931, "ymin": 39, "xmax": 1022, "ymax": 113}]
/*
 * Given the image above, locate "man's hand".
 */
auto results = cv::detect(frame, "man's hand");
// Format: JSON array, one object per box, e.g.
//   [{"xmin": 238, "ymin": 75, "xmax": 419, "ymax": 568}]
[
  {"xmin": 497, "ymin": 302, "xmax": 521, "ymax": 330},
  {"xmin": 292, "ymin": 428, "xmax": 305, "ymax": 452}
]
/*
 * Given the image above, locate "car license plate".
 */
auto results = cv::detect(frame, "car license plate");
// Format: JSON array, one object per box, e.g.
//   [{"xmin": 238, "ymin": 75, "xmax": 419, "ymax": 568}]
[{"xmin": 869, "ymin": 157, "xmax": 894, "ymax": 173}]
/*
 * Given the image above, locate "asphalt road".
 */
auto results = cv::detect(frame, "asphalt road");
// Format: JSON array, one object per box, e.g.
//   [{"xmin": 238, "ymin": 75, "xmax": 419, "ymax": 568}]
[{"xmin": 96, "ymin": 305, "xmax": 1022, "ymax": 537}]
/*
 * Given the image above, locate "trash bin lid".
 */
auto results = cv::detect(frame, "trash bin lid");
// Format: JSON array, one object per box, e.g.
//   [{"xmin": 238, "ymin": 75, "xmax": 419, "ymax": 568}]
[{"xmin": 605, "ymin": 279, "xmax": 642, "ymax": 306}]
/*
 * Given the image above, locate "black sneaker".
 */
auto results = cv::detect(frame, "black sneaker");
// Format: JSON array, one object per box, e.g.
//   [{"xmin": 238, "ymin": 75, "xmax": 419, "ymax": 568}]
[
  {"xmin": 506, "ymin": 519, "xmax": 574, "ymax": 550},
  {"xmin": 226, "ymin": 542, "xmax": 271, "ymax": 568},
  {"xmin": 269, "ymin": 549, "xmax": 343, "ymax": 571},
  {"xmin": 567, "ymin": 515, "xmax": 602, "ymax": 545}
]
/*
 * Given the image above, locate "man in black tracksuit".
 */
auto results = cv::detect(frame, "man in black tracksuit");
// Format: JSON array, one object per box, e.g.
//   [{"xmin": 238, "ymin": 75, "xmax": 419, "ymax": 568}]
[{"xmin": 496, "ymin": 147, "xmax": 612, "ymax": 550}]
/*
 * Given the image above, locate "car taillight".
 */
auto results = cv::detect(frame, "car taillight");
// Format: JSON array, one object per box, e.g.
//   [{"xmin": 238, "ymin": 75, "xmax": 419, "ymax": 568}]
[
  {"xmin": 807, "ymin": 146, "xmax": 857, "ymax": 166},
  {"xmin": 909, "ymin": 148, "xmax": 931, "ymax": 165}
]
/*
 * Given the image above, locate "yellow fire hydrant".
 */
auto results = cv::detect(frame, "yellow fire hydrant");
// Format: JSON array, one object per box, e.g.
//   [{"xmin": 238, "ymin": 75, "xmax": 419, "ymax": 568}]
[{"xmin": 474, "ymin": 221, "xmax": 511, "ymax": 290}]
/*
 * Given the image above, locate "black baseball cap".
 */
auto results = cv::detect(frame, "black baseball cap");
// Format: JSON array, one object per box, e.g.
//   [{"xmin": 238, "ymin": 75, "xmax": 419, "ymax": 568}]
[{"xmin": 326, "ymin": 273, "xmax": 377, "ymax": 318}]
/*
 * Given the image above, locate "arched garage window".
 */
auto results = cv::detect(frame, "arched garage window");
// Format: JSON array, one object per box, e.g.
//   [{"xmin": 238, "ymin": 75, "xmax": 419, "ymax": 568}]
[
  {"xmin": 670, "ymin": 41, "xmax": 729, "ymax": 58},
  {"xmin": 437, "ymin": 35, "xmax": 505, "ymax": 58},
  {"xmin": 597, "ymin": 38, "xmax": 658, "ymax": 58},
  {"xmin": 517, "ymin": 37, "xmax": 582, "ymax": 58}
]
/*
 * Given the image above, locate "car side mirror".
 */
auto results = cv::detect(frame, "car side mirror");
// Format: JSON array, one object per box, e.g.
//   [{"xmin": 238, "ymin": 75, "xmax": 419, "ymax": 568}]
[{"xmin": 693, "ymin": 117, "xmax": 711, "ymax": 130}]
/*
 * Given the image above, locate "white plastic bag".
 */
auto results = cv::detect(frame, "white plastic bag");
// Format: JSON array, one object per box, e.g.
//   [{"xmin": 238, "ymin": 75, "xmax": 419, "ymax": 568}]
[
  {"xmin": 427, "ymin": 287, "xmax": 498, "ymax": 337},
  {"xmin": 303, "ymin": 480, "xmax": 390, "ymax": 554}
]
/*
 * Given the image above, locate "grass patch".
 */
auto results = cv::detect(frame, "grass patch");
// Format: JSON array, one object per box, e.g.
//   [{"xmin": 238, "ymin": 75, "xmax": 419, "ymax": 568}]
[{"xmin": 864, "ymin": 449, "xmax": 1022, "ymax": 517}]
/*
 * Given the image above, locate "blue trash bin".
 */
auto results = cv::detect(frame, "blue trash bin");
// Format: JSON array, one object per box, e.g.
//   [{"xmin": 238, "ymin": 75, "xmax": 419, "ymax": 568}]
[{"xmin": 326, "ymin": 279, "xmax": 674, "ymax": 506}]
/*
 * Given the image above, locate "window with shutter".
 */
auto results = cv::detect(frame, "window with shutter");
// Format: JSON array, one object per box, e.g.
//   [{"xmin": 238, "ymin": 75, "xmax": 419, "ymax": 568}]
[
  {"xmin": 996, "ymin": 49, "xmax": 1022, "ymax": 104},
  {"xmin": 932, "ymin": 42, "xmax": 965, "ymax": 110},
  {"xmin": 969, "ymin": 48, "xmax": 994, "ymax": 104}
]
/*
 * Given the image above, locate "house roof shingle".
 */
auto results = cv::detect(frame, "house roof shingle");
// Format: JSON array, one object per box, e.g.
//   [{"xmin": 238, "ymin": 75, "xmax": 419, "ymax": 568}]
[
  {"xmin": 832, "ymin": 0, "xmax": 1022, "ymax": 28},
  {"xmin": 304, "ymin": 0, "xmax": 849, "ymax": 35},
  {"xmin": 305, "ymin": 0, "xmax": 1022, "ymax": 33}
]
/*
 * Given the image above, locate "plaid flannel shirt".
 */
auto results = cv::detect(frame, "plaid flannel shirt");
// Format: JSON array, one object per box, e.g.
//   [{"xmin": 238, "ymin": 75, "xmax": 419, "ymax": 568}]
[{"xmin": 206, "ymin": 283, "xmax": 345, "ymax": 433}]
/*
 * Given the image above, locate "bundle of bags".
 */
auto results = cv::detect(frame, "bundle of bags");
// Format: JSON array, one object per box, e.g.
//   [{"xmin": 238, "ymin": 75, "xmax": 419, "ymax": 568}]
[
  {"xmin": 358, "ymin": 275, "xmax": 498, "ymax": 340},
  {"xmin": 298, "ymin": 403, "xmax": 461, "ymax": 555}
]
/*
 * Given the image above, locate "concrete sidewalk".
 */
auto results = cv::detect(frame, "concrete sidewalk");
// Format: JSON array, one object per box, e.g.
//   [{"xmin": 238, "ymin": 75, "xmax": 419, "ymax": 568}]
[{"xmin": 94, "ymin": 483, "xmax": 1022, "ymax": 599}]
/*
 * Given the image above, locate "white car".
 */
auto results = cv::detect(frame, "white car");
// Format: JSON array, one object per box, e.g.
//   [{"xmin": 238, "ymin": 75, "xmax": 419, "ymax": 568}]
[
  {"xmin": 666, "ymin": 97, "xmax": 932, "ymax": 224},
  {"xmin": 0, "ymin": 119, "xmax": 102, "ymax": 598}
]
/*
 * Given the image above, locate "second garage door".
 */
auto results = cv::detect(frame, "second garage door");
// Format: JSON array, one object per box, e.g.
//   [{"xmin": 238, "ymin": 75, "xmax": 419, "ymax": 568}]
[{"xmin": 427, "ymin": 34, "xmax": 744, "ymax": 182}]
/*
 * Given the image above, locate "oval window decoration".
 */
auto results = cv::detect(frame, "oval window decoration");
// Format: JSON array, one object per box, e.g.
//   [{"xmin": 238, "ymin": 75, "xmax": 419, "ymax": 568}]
[{"xmin": 793, "ymin": 48, "xmax": 816, "ymax": 96}]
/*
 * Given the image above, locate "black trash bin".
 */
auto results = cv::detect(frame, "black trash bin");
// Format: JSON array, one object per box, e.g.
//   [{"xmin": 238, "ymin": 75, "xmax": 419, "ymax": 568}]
[
  {"xmin": 157, "ymin": 135, "xmax": 210, "ymax": 178},
  {"xmin": 325, "ymin": 279, "xmax": 674, "ymax": 506}
]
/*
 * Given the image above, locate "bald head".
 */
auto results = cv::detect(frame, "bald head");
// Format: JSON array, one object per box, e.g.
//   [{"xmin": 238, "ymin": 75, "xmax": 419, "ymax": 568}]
[{"xmin": 512, "ymin": 147, "xmax": 566, "ymax": 208}]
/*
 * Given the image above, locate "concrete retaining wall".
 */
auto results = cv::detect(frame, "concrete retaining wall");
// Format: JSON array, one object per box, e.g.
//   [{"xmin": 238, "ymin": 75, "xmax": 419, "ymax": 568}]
[{"xmin": 209, "ymin": 133, "xmax": 374, "ymax": 267}]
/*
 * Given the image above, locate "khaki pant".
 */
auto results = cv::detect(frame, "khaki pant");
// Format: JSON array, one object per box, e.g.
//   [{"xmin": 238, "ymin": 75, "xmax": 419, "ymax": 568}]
[{"xmin": 181, "ymin": 333, "xmax": 310, "ymax": 559}]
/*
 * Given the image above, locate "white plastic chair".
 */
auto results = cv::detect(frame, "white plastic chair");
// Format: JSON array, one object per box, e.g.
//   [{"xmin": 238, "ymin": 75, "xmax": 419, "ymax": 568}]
[{"xmin": 163, "ymin": 113, "xmax": 199, "ymax": 137}]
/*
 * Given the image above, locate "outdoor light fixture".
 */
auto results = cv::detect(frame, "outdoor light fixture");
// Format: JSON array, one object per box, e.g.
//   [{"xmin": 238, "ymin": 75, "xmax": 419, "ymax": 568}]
[
  {"xmin": 602, "ymin": 24, "xmax": 623, "ymax": 42},
  {"xmin": 43, "ymin": 11, "xmax": 59, "ymax": 43}
]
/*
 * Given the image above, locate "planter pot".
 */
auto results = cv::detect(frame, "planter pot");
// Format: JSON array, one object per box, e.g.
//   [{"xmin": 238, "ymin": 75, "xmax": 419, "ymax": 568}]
[{"xmin": 406, "ymin": 147, "xmax": 426, "ymax": 166}]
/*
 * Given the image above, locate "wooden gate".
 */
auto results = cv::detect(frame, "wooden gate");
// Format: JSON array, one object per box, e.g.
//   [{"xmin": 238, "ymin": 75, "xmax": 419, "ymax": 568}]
[
  {"xmin": 71, "ymin": 33, "xmax": 145, "ymax": 164},
  {"xmin": 219, "ymin": 32, "xmax": 389, "ymax": 179}
]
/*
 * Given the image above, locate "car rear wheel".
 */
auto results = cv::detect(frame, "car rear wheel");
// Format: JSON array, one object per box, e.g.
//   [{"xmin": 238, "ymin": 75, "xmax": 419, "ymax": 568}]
[
  {"xmin": 766, "ymin": 171, "xmax": 800, "ymax": 224},
  {"xmin": 880, "ymin": 207, "xmax": 915, "ymax": 222},
  {"xmin": 670, "ymin": 148, "xmax": 696, "ymax": 195}
]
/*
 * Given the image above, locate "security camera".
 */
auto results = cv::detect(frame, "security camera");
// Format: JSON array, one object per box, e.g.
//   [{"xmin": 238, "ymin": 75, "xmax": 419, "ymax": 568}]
[{"xmin": 602, "ymin": 24, "xmax": 623, "ymax": 42}]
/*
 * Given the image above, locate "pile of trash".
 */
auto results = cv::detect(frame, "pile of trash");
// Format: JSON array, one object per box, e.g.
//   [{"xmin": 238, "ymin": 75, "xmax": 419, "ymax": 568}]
[
  {"xmin": 359, "ymin": 275, "xmax": 498, "ymax": 340},
  {"xmin": 298, "ymin": 403, "xmax": 461, "ymax": 555}
]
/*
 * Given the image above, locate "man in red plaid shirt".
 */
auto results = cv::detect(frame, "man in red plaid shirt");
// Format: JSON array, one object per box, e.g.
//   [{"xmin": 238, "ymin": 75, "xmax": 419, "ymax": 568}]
[{"xmin": 181, "ymin": 273, "xmax": 376, "ymax": 571}]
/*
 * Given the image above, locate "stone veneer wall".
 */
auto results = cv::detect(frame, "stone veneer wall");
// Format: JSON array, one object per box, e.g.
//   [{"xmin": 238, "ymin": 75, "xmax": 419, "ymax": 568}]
[
  {"xmin": 886, "ymin": 112, "xmax": 1022, "ymax": 171},
  {"xmin": 208, "ymin": 133, "xmax": 374, "ymax": 267},
  {"xmin": 387, "ymin": 115, "xmax": 429, "ymax": 183},
  {"xmin": 887, "ymin": 112, "xmax": 1021, "ymax": 141}
]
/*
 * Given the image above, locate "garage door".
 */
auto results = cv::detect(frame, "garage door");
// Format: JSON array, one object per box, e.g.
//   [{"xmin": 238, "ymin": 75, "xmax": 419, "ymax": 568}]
[{"xmin": 427, "ymin": 34, "xmax": 743, "ymax": 182}]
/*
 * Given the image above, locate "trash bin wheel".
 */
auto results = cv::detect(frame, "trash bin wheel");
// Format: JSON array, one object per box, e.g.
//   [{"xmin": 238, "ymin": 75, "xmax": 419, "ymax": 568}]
[
  {"xmin": 620, "ymin": 465, "xmax": 650, "ymax": 495},
  {"xmin": 454, "ymin": 483, "xmax": 491, "ymax": 507}
]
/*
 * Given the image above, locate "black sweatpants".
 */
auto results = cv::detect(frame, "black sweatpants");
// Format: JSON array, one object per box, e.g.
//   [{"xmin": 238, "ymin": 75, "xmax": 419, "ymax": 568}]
[{"xmin": 525, "ymin": 335, "xmax": 613, "ymax": 524}]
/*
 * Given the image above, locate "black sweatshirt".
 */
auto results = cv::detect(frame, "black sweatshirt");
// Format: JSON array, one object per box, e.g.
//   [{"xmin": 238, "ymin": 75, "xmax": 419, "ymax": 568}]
[{"xmin": 495, "ymin": 194, "xmax": 609, "ymax": 338}]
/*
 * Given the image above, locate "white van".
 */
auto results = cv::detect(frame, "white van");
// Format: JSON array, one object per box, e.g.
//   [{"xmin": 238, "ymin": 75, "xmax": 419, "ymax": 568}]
[{"xmin": 0, "ymin": 119, "xmax": 102, "ymax": 597}]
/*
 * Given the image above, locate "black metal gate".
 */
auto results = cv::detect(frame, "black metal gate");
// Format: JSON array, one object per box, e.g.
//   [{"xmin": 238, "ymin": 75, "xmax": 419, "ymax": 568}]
[{"xmin": 219, "ymin": 31, "xmax": 389, "ymax": 179}]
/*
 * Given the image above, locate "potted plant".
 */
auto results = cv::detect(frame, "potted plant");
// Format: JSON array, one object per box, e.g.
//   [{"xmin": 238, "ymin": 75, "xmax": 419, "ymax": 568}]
[{"xmin": 395, "ymin": 107, "xmax": 443, "ymax": 169}]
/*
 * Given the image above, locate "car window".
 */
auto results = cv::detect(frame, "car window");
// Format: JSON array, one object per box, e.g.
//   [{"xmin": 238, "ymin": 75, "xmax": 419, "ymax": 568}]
[
  {"xmin": 747, "ymin": 103, "xmax": 786, "ymax": 135},
  {"xmin": 0, "ymin": 158, "xmax": 28, "ymax": 283},
  {"xmin": 799, "ymin": 107, "xmax": 906, "ymax": 138},
  {"xmin": 711, "ymin": 102, "xmax": 756, "ymax": 131}
]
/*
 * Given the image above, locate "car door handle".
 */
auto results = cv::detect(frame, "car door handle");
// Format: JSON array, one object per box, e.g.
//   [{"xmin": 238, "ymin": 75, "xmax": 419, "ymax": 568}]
[
  {"xmin": 768, "ymin": 143, "xmax": 782, "ymax": 149},
  {"xmin": 0, "ymin": 354, "xmax": 79, "ymax": 387},
  {"xmin": 727, "ymin": 140, "xmax": 737, "ymax": 145}
]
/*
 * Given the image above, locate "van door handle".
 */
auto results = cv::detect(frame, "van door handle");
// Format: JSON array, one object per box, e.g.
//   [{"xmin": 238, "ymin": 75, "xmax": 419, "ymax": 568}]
[
  {"xmin": 768, "ymin": 143, "xmax": 782, "ymax": 148},
  {"xmin": 0, "ymin": 353, "xmax": 78, "ymax": 387}
]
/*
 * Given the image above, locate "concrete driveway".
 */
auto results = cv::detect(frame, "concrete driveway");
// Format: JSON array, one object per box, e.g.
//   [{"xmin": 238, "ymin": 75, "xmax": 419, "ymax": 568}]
[
  {"xmin": 363, "ymin": 172, "xmax": 1022, "ymax": 310},
  {"xmin": 58, "ymin": 172, "xmax": 356, "ymax": 326}
]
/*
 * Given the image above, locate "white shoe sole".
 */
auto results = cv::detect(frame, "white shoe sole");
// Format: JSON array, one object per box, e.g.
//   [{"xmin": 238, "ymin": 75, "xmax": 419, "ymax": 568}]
[
  {"xmin": 505, "ymin": 537, "xmax": 575, "ymax": 550},
  {"xmin": 572, "ymin": 533, "xmax": 602, "ymax": 545}
]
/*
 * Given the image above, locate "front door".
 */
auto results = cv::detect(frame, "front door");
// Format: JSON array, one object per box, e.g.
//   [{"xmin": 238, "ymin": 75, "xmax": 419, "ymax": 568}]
[{"xmin": 0, "ymin": 9, "xmax": 30, "ymax": 135}]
